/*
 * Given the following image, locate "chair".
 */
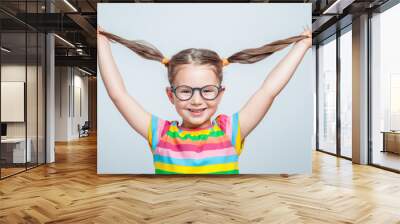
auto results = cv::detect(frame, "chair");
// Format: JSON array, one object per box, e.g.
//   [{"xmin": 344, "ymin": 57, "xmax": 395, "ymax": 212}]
[{"xmin": 78, "ymin": 121, "xmax": 90, "ymax": 138}]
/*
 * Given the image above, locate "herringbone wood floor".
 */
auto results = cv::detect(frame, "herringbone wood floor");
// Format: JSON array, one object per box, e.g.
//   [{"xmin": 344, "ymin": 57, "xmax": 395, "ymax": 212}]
[{"xmin": 1, "ymin": 134, "xmax": 400, "ymax": 224}]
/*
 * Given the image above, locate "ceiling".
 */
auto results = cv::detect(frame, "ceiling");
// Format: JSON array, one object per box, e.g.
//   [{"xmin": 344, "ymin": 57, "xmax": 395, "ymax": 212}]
[{"xmin": 0, "ymin": 0, "xmax": 391, "ymax": 75}]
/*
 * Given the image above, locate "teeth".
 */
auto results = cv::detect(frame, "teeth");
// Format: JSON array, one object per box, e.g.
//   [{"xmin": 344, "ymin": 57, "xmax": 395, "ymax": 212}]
[{"xmin": 189, "ymin": 108, "xmax": 206, "ymax": 112}]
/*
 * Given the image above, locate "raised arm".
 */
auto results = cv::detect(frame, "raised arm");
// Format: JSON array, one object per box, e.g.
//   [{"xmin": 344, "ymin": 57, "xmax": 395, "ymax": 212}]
[
  {"xmin": 97, "ymin": 27, "xmax": 150, "ymax": 139},
  {"xmin": 239, "ymin": 28, "xmax": 312, "ymax": 139}
]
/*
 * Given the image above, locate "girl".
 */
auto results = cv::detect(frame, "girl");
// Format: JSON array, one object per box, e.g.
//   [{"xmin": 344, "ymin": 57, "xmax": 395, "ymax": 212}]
[{"xmin": 97, "ymin": 26, "xmax": 311, "ymax": 174}]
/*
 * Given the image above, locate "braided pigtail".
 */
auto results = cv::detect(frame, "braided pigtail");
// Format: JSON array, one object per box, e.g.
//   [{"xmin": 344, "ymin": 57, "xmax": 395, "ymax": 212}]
[{"xmin": 224, "ymin": 35, "xmax": 308, "ymax": 65}]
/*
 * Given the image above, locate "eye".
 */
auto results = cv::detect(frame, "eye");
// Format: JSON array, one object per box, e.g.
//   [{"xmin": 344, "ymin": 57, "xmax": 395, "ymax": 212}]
[{"xmin": 203, "ymin": 86, "xmax": 218, "ymax": 93}]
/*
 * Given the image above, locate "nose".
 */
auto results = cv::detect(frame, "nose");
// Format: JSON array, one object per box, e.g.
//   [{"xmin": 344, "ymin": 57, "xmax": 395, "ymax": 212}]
[{"xmin": 191, "ymin": 89, "xmax": 203, "ymax": 104}]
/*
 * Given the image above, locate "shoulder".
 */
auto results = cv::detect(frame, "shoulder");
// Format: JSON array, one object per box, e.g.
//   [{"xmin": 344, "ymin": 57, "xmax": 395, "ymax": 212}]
[
  {"xmin": 215, "ymin": 114, "xmax": 229, "ymax": 127},
  {"xmin": 148, "ymin": 114, "xmax": 173, "ymax": 150},
  {"xmin": 214, "ymin": 113, "xmax": 239, "ymax": 125},
  {"xmin": 214, "ymin": 113, "xmax": 238, "ymax": 134},
  {"xmin": 215, "ymin": 113, "xmax": 244, "ymax": 155},
  {"xmin": 149, "ymin": 114, "xmax": 173, "ymax": 135}
]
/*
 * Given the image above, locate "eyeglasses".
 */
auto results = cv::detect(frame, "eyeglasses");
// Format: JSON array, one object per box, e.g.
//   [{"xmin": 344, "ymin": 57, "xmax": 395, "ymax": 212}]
[{"xmin": 170, "ymin": 85, "xmax": 225, "ymax": 101}]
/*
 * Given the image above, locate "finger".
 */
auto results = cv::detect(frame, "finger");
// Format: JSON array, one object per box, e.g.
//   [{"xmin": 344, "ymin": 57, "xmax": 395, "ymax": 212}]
[
  {"xmin": 97, "ymin": 26, "xmax": 105, "ymax": 32},
  {"xmin": 305, "ymin": 26, "xmax": 311, "ymax": 36},
  {"xmin": 301, "ymin": 26, "xmax": 306, "ymax": 36}
]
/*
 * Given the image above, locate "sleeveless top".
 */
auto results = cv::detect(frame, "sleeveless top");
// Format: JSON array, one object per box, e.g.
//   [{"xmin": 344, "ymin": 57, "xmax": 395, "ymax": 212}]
[{"xmin": 147, "ymin": 113, "xmax": 245, "ymax": 174}]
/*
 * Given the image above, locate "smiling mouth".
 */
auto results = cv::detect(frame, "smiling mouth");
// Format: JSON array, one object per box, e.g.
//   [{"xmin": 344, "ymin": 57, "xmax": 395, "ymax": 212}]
[
  {"xmin": 187, "ymin": 108, "xmax": 207, "ymax": 116},
  {"xmin": 188, "ymin": 108, "xmax": 207, "ymax": 113}
]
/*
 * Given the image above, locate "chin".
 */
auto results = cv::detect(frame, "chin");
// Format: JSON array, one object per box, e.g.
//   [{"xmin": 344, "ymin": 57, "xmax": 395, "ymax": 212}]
[
  {"xmin": 187, "ymin": 117, "xmax": 207, "ymax": 125},
  {"xmin": 181, "ymin": 115, "xmax": 208, "ymax": 127},
  {"xmin": 179, "ymin": 109, "xmax": 216, "ymax": 126}
]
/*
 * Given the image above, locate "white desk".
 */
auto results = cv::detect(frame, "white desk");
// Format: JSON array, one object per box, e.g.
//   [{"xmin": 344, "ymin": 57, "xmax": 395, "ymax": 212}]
[{"xmin": 1, "ymin": 138, "xmax": 31, "ymax": 163}]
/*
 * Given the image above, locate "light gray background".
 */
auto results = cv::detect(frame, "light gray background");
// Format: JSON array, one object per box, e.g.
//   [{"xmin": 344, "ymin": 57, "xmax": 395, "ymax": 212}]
[{"xmin": 98, "ymin": 3, "xmax": 313, "ymax": 174}]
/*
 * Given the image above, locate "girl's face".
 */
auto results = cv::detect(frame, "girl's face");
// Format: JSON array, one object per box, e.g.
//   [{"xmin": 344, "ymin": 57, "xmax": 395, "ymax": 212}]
[{"xmin": 166, "ymin": 64, "xmax": 224, "ymax": 129}]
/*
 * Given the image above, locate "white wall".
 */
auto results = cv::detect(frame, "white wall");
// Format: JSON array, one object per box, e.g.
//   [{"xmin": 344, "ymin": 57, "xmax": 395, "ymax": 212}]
[
  {"xmin": 54, "ymin": 67, "xmax": 89, "ymax": 141},
  {"xmin": 73, "ymin": 72, "xmax": 89, "ymax": 137},
  {"xmin": 98, "ymin": 4, "xmax": 313, "ymax": 174},
  {"xmin": 1, "ymin": 63, "xmax": 46, "ymax": 164},
  {"xmin": 55, "ymin": 66, "xmax": 69, "ymax": 141},
  {"xmin": 1, "ymin": 65, "xmax": 39, "ymax": 138}
]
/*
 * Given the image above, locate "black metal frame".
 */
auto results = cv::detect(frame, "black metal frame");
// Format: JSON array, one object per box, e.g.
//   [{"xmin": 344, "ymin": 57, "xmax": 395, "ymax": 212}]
[
  {"xmin": 339, "ymin": 24, "xmax": 353, "ymax": 161},
  {"xmin": 336, "ymin": 26, "xmax": 341, "ymax": 159},
  {"xmin": 170, "ymin": 85, "xmax": 225, "ymax": 101},
  {"xmin": 0, "ymin": 21, "xmax": 2, "ymax": 179},
  {"xmin": 315, "ymin": 44, "xmax": 319, "ymax": 151},
  {"xmin": 316, "ymin": 0, "xmax": 400, "ymax": 173},
  {"xmin": 367, "ymin": 10, "xmax": 373, "ymax": 166},
  {"xmin": 25, "ymin": 2, "xmax": 28, "ymax": 172},
  {"xmin": 315, "ymin": 21, "xmax": 353, "ymax": 162},
  {"xmin": 0, "ymin": 0, "xmax": 47, "ymax": 180}
]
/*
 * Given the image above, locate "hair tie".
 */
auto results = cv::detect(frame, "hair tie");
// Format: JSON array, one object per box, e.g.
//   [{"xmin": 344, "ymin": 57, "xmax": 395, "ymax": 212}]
[
  {"xmin": 162, "ymin": 57, "xmax": 169, "ymax": 65},
  {"xmin": 221, "ymin": 58, "xmax": 230, "ymax": 67}
]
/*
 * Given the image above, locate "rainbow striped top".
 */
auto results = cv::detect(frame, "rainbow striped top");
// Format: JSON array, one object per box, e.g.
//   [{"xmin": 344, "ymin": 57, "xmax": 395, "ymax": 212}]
[{"xmin": 147, "ymin": 113, "xmax": 244, "ymax": 174}]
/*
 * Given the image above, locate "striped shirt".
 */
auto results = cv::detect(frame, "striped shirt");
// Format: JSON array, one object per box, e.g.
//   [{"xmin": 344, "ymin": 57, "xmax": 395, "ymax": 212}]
[{"xmin": 147, "ymin": 113, "xmax": 244, "ymax": 174}]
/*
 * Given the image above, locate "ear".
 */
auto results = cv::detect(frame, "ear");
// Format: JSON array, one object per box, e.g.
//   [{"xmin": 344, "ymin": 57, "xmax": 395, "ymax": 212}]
[
  {"xmin": 220, "ymin": 85, "xmax": 226, "ymax": 96},
  {"xmin": 216, "ymin": 85, "xmax": 225, "ymax": 101},
  {"xmin": 166, "ymin": 87, "xmax": 175, "ymax": 104}
]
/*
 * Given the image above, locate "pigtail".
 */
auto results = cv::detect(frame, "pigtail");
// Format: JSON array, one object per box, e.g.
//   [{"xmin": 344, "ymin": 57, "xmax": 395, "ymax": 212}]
[
  {"xmin": 226, "ymin": 35, "xmax": 308, "ymax": 64},
  {"xmin": 99, "ymin": 30, "xmax": 167, "ymax": 65}
]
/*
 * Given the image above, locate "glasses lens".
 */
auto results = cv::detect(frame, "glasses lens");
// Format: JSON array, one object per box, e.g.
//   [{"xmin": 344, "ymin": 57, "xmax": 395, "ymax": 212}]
[
  {"xmin": 175, "ymin": 86, "xmax": 193, "ymax": 100},
  {"xmin": 201, "ymin": 85, "xmax": 219, "ymax": 100}
]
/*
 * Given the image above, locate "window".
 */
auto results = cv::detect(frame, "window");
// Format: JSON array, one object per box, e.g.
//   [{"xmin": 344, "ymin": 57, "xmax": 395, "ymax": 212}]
[
  {"xmin": 318, "ymin": 36, "xmax": 337, "ymax": 154},
  {"xmin": 371, "ymin": 3, "xmax": 400, "ymax": 171},
  {"xmin": 340, "ymin": 27, "xmax": 352, "ymax": 158},
  {"xmin": 0, "ymin": 1, "xmax": 46, "ymax": 179}
]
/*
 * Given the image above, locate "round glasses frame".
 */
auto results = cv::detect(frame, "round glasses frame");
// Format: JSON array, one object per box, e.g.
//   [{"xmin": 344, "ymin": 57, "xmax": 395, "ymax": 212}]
[{"xmin": 170, "ymin": 85, "xmax": 225, "ymax": 101}]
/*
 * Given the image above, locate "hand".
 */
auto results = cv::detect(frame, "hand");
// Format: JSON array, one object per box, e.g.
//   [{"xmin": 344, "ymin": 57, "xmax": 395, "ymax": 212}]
[
  {"xmin": 97, "ymin": 26, "xmax": 113, "ymax": 44},
  {"xmin": 97, "ymin": 26, "xmax": 105, "ymax": 36},
  {"xmin": 297, "ymin": 26, "xmax": 312, "ymax": 49}
]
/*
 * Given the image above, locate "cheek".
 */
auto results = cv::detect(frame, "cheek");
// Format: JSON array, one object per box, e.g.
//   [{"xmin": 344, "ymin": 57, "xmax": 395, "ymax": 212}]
[
  {"xmin": 174, "ymin": 100, "xmax": 188, "ymax": 110},
  {"xmin": 206, "ymin": 100, "xmax": 219, "ymax": 109}
]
